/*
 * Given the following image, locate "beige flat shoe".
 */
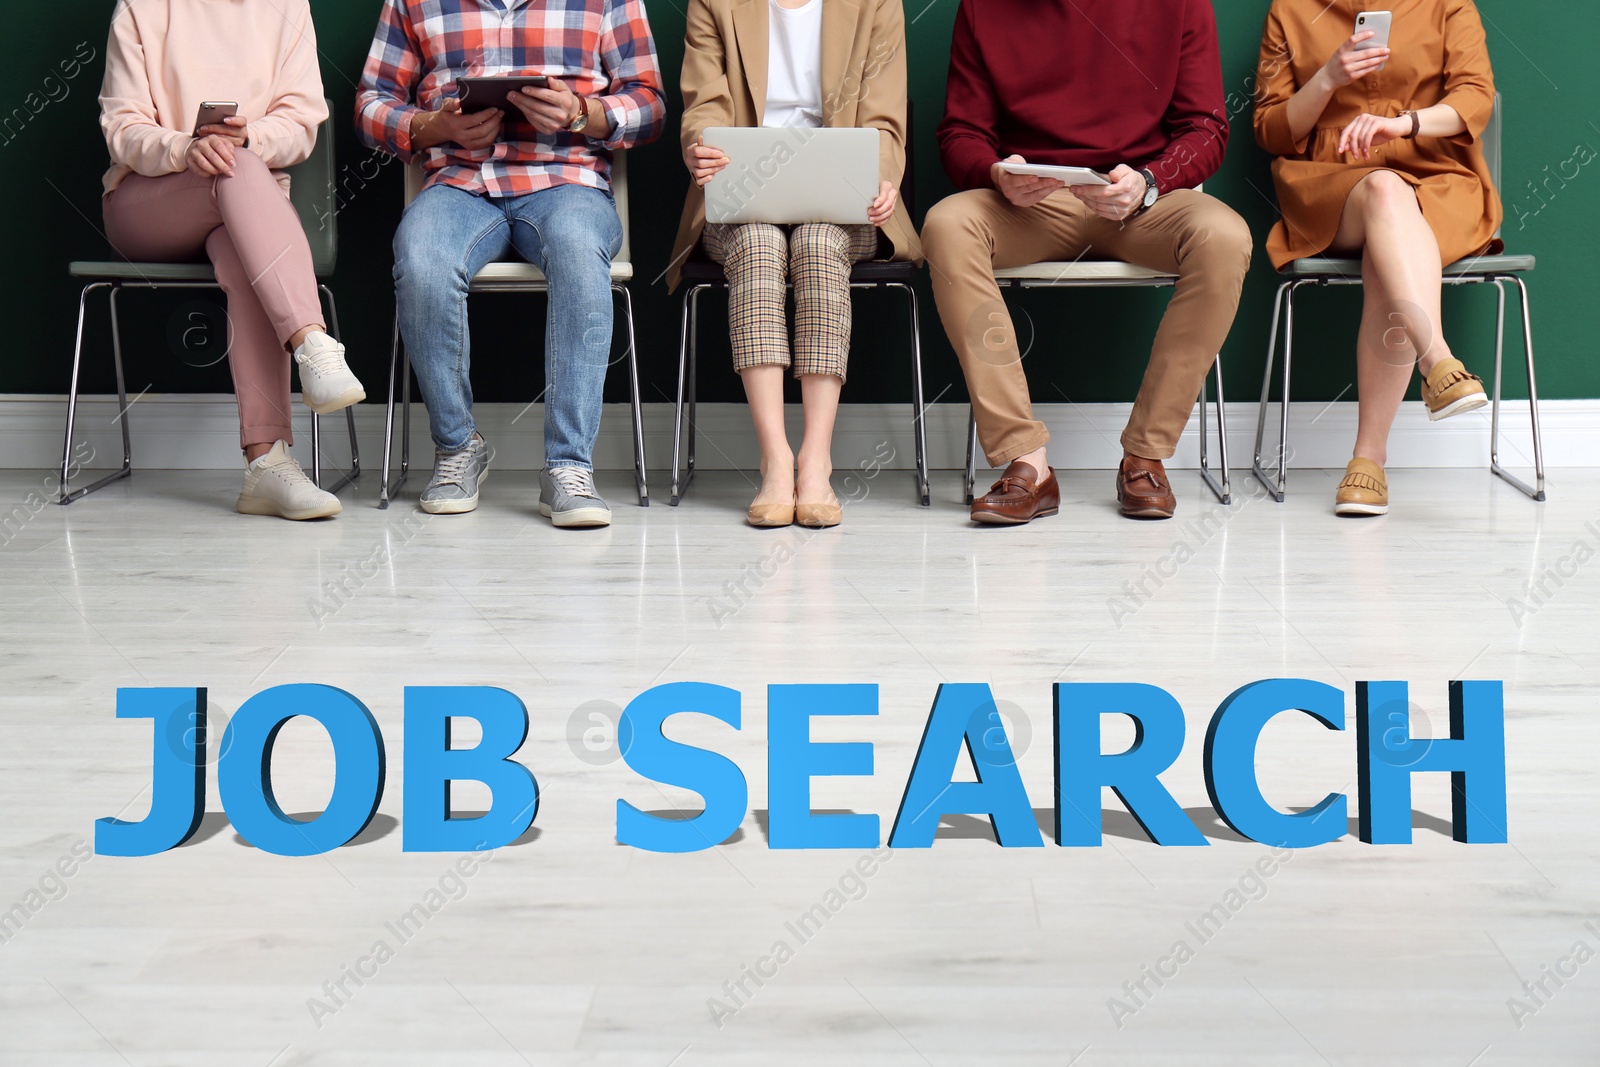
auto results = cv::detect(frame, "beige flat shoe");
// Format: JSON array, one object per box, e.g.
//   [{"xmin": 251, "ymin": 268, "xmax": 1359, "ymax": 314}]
[
  {"xmin": 1334, "ymin": 458, "xmax": 1388, "ymax": 517},
  {"xmin": 747, "ymin": 497, "xmax": 795, "ymax": 527},
  {"xmin": 795, "ymin": 500, "xmax": 842, "ymax": 528},
  {"xmin": 1421, "ymin": 356, "xmax": 1488, "ymax": 421}
]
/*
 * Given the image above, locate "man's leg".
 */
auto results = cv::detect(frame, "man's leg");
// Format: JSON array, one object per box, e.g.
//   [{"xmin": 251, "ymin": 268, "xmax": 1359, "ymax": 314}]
[
  {"xmin": 1094, "ymin": 191, "xmax": 1253, "ymax": 462},
  {"xmin": 921, "ymin": 189, "xmax": 1093, "ymax": 468},
  {"xmin": 393, "ymin": 184, "xmax": 511, "ymax": 453},
  {"xmin": 506, "ymin": 183, "xmax": 623, "ymax": 471}
]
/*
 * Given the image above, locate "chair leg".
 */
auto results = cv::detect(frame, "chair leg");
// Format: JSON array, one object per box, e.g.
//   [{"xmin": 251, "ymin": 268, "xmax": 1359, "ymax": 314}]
[
  {"xmin": 897, "ymin": 283, "xmax": 931, "ymax": 507},
  {"xmin": 1491, "ymin": 276, "xmax": 1547, "ymax": 501},
  {"xmin": 615, "ymin": 283, "xmax": 648, "ymax": 507},
  {"xmin": 1199, "ymin": 355, "xmax": 1230, "ymax": 505},
  {"xmin": 964, "ymin": 409, "xmax": 978, "ymax": 506},
  {"xmin": 687, "ymin": 287, "xmax": 700, "ymax": 496},
  {"xmin": 670, "ymin": 286, "xmax": 691, "ymax": 506},
  {"xmin": 379, "ymin": 317, "xmax": 408, "ymax": 510},
  {"xmin": 59, "ymin": 283, "xmax": 129, "ymax": 504},
  {"xmin": 1252, "ymin": 280, "xmax": 1293, "ymax": 501},
  {"xmin": 671, "ymin": 286, "xmax": 705, "ymax": 506}
]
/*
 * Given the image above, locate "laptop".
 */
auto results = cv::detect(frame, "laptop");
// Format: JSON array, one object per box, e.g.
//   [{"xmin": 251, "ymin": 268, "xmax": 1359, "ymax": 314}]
[{"xmin": 702, "ymin": 127, "xmax": 880, "ymax": 226}]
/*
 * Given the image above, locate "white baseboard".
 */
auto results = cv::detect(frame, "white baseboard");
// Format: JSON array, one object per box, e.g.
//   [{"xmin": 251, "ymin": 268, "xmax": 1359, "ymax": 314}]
[{"xmin": 0, "ymin": 393, "xmax": 1588, "ymax": 473}]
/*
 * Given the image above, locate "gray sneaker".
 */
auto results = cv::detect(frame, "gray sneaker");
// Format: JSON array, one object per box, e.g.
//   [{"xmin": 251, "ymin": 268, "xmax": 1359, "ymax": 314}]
[
  {"xmin": 421, "ymin": 435, "xmax": 490, "ymax": 514},
  {"xmin": 539, "ymin": 467, "xmax": 611, "ymax": 527}
]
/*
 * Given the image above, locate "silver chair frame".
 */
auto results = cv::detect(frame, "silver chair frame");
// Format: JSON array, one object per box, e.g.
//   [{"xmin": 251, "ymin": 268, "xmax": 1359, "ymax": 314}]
[
  {"xmin": 1252, "ymin": 271, "xmax": 1544, "ymax": 502},
  {"xmin": 668, "ymin": 277, "xmax": 930, "ymax": 507},
  {"xmin": 59, "ymin": 279, "xmax": 357, "ymax": 504}
]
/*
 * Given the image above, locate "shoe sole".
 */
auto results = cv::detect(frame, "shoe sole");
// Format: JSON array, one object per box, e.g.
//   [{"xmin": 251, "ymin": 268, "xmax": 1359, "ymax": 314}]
[
  {"xmin": 539, "ymin": 503, "xmax": 612, "ymax": 527},
  {"xmin": 305, "ymin": 387, "xmax": 368, "ymax": 416},
  {"xmin": 1335, "ymin": 501, "xmax": 1389, "ymax": 516},
  {"xmin": 1120, "ymin": 507, "xmax": 1176, "ymax": 519},
  {"xmin": 1427, "ymin": 393, "xmax": 1488, "ymax": 422},
  {"xmin": 236, "ymin": 496, "xmax": 342, "ymax": 520},
  {"xmin": 420, "ymin": 467, "xmax": 487, "ymax": 514},
  {"xmin": 971, "ymin": 507, "xmax": 1059, "ymax": 525}
]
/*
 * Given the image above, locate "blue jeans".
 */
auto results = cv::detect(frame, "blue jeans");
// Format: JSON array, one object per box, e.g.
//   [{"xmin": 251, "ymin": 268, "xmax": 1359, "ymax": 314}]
[{"xmin": 394, "ymin": 182, "xmax": 623, "ymax": 467}]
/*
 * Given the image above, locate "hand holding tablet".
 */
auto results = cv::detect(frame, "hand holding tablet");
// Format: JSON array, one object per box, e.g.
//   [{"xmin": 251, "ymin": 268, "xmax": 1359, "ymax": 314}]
[{"xmin": 995, "ymin": 161, "xmax": 1112, "ymax": 186}]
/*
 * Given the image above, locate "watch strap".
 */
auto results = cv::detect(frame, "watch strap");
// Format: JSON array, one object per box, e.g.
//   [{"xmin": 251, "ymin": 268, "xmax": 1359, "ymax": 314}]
[{"xmin": 1400, "ymin": 109, "xmax": 1420, "ymax": 139}]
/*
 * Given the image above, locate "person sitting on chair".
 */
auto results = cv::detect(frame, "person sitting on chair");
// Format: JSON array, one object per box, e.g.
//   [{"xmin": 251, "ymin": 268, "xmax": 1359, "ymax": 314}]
[
  {"xmin": 668, "ymin": 0, "xmax": 922, "ymax": 529},
  {"xmin": 921, "ymin": 0, "xmax": 1253, "ymax": 524},
  {"xmin": 1254, "ymin": 0, "xmax": 1501, "ymax": 517},
  {"xmin": 356, "ymin": 0, "xmax": 665, "ymax": 526},
  {"xmin": 99, "ymin": 0, "xmax": 366, "ymax": 521}
]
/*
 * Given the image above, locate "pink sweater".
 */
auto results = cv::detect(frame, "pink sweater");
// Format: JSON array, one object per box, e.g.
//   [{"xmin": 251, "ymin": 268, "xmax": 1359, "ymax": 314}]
[{"xmin": 99, "ymin": 0, "xmax": 329, "ymax": 195}]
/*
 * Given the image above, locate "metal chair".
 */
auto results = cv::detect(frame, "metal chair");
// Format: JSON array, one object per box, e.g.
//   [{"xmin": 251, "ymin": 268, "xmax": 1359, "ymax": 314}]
[
  {"xmin": 62, "ymin": 100, "xmax": 358, "ymax": 504},
  {"xmin": 379, "ymin": 154, "xmax": 646, "ymax": 509},
  {"xmin": 669, "ymin": 104, "xmax": 931, "ymax": 507},
  {"xmin": 1253, "ymin": 93, "xmax": 1543, "ymax": 501},
  {"xmin": 962, "ymin": 261, "xmax": 1232, "ymax": 507}
]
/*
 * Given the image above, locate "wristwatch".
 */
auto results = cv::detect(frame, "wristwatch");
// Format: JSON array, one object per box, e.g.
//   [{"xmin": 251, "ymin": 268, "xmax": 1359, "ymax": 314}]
[
  {"xmin": 1133, "ymin": 168, "xmax": 1159, "ymax": 217},
  {"xmin": 567, "ymin": 97, "xmax": 590, "ymax": 134}
]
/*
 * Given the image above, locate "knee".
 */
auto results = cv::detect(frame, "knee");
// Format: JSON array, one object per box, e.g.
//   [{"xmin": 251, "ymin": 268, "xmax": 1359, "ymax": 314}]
[
  {"xmin": 1359, "ymin": 170, "xmax": 1416, "ymax": 216},
  {"xmin": 540, "ymin": 213, "xmax": 616, "ymax": 275},
  {"xmin": 393, "ymin": 222, "xmax": 463, "ymax": 301},
  {"xmin": 1180, "ymin": 199, "xmax": 1254, "ymax": 274},
  {"xmin": 229, "ymin": 147, "xmax": 271, "ymax": 180},
  {"xmin": 921, "ymin": 192, "xmax": 992, "ymax": 263},
  {"xmin": 789, "ymin": 223, "xmax": 850, "ymax": 270},
  {"xmin": 721, "ymin": 224, "xmax": 787, "ymax": 282}
]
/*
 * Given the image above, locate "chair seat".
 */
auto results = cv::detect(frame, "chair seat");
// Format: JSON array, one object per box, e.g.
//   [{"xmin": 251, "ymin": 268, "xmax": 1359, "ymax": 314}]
[
  {"xmin": 468, "ymin": 260, "xmax": 634, "ymax": 289},
  {"xmin": 994, "ymin": 261, "xmax": 1177, "ymax": 284},
  {"xmin": 1284, "ymin": 253, "xmax": 1537, "ymax": 278},
  {"xmin": 69, "ymin": 261, "xmax": 219, "ymax": 282},
  {"xmin": 679, "ymin": 258, "xmax": 919, "ymax": 287}
]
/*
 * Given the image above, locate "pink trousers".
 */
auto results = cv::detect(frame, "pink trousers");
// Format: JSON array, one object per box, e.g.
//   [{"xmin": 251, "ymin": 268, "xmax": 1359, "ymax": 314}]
[{"xmin": 102, "ymin": 150, "xmax": 324, "ymax": 449}]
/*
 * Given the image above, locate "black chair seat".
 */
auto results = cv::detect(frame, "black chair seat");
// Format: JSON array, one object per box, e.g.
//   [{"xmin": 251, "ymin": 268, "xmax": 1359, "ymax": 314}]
[
  {"xmin": 1284, "ymin": 253, "xmax": 1537, "ymax": 279},
  {"xmin": 679, "ymin": 257, "xmax": 918, "ymax": 286}
]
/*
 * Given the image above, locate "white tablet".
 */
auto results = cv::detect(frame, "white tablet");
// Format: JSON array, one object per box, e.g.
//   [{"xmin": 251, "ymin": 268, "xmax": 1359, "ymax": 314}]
[
  {"xmin": 996, "ymin": 162, "xmax": 1111, "ymax": 186},
  {"xmin": 703, "ymin": 127, "xmax": 880, "ymax": 225}
]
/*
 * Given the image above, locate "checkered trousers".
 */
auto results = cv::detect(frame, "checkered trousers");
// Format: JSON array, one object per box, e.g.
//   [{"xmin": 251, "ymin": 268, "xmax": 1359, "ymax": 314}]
[{"xmin": 702, "ymin": 222, "xmax": 879, "ymax": 380}]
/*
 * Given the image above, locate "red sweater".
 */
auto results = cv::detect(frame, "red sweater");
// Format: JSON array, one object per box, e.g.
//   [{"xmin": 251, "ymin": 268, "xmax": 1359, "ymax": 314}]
[{"xmin": 937, "ymin": 0, "xmax": 1229, "ymax": 194}]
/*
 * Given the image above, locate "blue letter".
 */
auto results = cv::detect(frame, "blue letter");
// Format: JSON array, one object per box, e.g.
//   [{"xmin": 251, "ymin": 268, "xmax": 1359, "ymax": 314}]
[
  {"xmin": 1204, "ymin": 679, "xmax": 1347, "ymax": 848},
  {"xmin": 889, "ymin": 684, "xmax": 1041, "ymax": 847},
  {"xmin": 218, "ymin": 684, "xmax": 386, "ymax": 856},
  {"xmin": 95, "ymin": 688, "xmax": 207, "ymax": 856},
  {"xmin": 1357, "ymin": 681, "xmax": 1507, "ymax": 844},
  {"xmin": 403, "ymin": 687, "xmax": 538, "ymax": 852},
  {"xmin": 616, "ymin": 683, "xmax": 747, "ymax": 853},
  {"xmin": 768, "ymin": 684, "xmax": 878, "ymax": 848},
  {"xmin": 1055, "ymin": 683, "xmax": 1205, "ymax": 846}
]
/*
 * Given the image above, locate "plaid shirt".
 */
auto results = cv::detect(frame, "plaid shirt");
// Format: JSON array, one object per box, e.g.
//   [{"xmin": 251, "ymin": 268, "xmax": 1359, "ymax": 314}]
[{"xmin": 355, "ymin": 0, "xmax": 665, "ymax": 197}]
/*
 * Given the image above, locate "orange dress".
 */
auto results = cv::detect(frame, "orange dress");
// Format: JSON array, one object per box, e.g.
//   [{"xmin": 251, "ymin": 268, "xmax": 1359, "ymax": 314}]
[{"xmin": 1254, "ymin": 0, "xmax": 1503, "ymax": 269}]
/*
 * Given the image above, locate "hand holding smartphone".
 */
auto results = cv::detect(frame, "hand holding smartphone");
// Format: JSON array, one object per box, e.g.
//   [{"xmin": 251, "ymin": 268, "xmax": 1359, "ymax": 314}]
[
  {"xmin": 1353, "ymin": 10, "xmax": 1392, "ymax": 72},
  {"xmin": 192, "ymin": 101, "xmax": 239, "ymax": 137}
]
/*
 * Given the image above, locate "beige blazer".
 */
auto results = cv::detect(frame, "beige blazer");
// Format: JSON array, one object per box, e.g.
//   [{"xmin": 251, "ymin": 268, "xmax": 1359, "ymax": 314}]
[{"xmin": 667, "ymin": 0, "xmax": 923, "ymax": 292}]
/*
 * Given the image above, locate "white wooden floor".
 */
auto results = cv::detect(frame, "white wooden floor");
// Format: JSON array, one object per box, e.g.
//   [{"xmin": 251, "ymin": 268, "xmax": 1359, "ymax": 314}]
[{"xmin": 1, "ymin": 465, "xmax": 1596, "ymax": 1065}]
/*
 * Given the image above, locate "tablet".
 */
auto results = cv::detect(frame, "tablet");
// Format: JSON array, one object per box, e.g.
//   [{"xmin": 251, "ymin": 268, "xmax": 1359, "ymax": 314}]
[
  {"xmin": 703, "ymin": 127, "xmax": 880, "ymax": 225},
  {"xmin": 457, "ymin": 75, "xmax": 550, "ymax": 118},
  {"xmin": 996, "ymin": 162, "xmax": 1111, "ymax": 186}
]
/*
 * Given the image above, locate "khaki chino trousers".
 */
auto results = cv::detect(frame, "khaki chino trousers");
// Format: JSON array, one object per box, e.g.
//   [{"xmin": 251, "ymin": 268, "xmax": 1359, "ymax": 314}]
[{"xmin": 922, "ymin": 187, "xmax": 1252, "ymax": 466}]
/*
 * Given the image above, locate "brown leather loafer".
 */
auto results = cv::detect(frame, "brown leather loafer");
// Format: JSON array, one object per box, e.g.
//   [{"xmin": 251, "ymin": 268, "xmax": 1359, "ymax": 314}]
[
  {"xmin": 1117, "ymin": 455, "xmax": 1176, "ymax": 519},
  {"xmin": 971, "ymin": 461, "xmax": 1060, "ymax": 525}
]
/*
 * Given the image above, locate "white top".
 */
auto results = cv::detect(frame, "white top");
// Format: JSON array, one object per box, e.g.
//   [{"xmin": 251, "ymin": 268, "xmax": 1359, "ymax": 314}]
[{"xmin": 763, "ymin": 0, "xmax": 824, "ymax": 130}]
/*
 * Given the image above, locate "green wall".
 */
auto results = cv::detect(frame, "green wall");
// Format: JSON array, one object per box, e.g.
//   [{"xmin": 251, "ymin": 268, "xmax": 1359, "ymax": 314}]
[{"xmin": 6, "ymin": 1, "xmax": 1596, "ymax": 415}]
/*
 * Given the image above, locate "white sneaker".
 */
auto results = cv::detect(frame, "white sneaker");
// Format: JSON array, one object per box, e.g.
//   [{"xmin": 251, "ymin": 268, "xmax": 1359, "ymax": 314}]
[
  {"xmin": 236, "ymin": 441, "xmax": 342, "ymax": 520},
  {"xmin": 294, "ymin": 331, "xmax": 366, "ymax": 415}
]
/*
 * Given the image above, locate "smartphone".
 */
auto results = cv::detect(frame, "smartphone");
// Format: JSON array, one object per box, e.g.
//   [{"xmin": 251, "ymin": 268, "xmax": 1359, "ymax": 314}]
[
  {"xmin": 193, "ymin": 101, "xmax": 239, "ymax": 136},
  {"xmin": 457, "ymin": 75, "xmax": 550, "ymax": 119},
  {"xmin": 1354, "ymin": 10, "xmax": 1392, "ymax": 71}
]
